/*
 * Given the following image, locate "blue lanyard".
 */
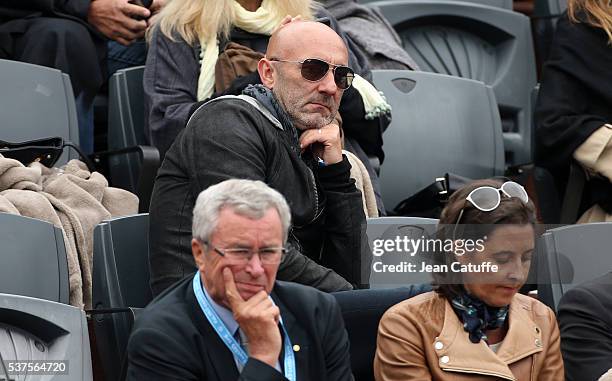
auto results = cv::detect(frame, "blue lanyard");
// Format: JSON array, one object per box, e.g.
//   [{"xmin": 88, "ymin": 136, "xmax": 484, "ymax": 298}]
[{"xmin": 192, "ymin": 272, "xmax": 296, "ymax": 381}]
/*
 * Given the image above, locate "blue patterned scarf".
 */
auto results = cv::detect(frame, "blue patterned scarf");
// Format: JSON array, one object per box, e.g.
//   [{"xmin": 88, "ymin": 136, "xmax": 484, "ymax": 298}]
[{"xmin": 450, "ymin": 293, "xmax": 509, "ymax": 344}]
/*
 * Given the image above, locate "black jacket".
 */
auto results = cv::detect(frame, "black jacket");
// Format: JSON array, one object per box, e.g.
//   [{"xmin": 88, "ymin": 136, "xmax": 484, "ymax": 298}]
[
  {"xmin": 127, "ymin": 277, "xmax": 354, "ymax": 381},
  {"xmin": 557, "ymin": 272, "xmax": 612, "ymax": 381},
  {"xmin": 0, "ymin": 0, "xmax": 92, "ymax": 30},
  {"xmin": 535, "ymin": 12, "xmax": 612, "ymax": 207},
  {"xmin": 148, "ymin": 95, "xmax": 366, "ymax": 296}
]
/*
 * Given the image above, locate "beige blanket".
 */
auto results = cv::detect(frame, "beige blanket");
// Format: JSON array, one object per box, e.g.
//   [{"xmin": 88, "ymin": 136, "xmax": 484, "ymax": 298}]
[
  {"xmin": 344, "ymin": 150, "xmax": 379, "ymax": 218},
  {"xmin": 0, "ymin": 155, "xmax": 138, "ymax": 309}
]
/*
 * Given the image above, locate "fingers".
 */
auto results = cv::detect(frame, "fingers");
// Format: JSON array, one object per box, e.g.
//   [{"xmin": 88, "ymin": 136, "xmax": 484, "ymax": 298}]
[
  {"xmin": 121, "ymin": 16, "xmax": 148, "ymax": 33},
  {"xmin": 223, "ymin": 267, "xmax": 245, "ymax": 308},
  {"xmin": 147, "ymin": 12, "xmax": 160, "ymax": 28},
  {"xmin": 110, "ymin": 27, "xmax": 144, "ymax": 45},
  {"xmin": 298, "ymin": 123, "xmax": 340, "ymax": 151},
  {"xmin": 124, "ymin": 2, "xmax": 151, "ymax": 19},
  {"xmin": 267, "ymin": 305, "xmax": 281, "ymax": 325},
  {"xmin": 114, "ymin": 36, "xmax": 133, "ymax": 46},
  {"xmin": 149, "ymin": 0, "xmax": 165, "ymax": 13},
  {"xmin": 273, "ymin": 14, "xmax": 302, "ymax": 34}
]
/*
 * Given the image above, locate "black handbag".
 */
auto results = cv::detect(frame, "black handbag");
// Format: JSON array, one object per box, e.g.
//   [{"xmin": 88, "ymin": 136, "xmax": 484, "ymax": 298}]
[
  {"xmin": 0, "ymin": 137, "xmax": 95, "ymax": 170},
  {"xmin": 0, "ymin": 137, "xmax": 65, "ymax": 167},
  {"xmin": 391, "ymin": 173, "xmax": 473, "ymax": 218}
]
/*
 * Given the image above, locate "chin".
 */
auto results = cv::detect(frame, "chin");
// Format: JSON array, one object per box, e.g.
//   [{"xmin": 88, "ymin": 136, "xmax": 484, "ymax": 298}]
[
  {"xmin": 487, "ymin": 292, "xmax": 518, "ymax": 307},
  {"xmin": 295, "ymin": 113, "xmax": 332, "ymax": 130},
  {"xmin": 236, "ymin": 283, "xmax": 266, "ymax": 300}
]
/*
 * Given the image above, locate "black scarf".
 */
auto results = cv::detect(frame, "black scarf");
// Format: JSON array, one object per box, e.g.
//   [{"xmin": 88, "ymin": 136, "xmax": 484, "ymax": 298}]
[
  {"xmin": 450, "ymin": 292, "xmax": 509, "ymax": 344},
  {"xmin": 242, "ymin": 84, "xmax": 299, "ymax": 147},
  {"xmin": 242, "ymin": 84, "xmax": 320, "ymax": 168}
]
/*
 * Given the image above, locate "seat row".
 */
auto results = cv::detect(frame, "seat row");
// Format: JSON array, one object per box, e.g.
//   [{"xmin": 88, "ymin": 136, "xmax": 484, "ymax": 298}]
[
  {"xmin": 1, "ymin": 0, "xmax": 557, "ymax": 215},
  {"xmin": 1, "ymin": 212, "xmax": 610, "ymax": 381}
]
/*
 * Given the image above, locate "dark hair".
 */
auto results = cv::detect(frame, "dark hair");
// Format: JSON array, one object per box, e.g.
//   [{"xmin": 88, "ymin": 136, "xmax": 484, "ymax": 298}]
[{"xmin": 431, "ymin": 178, "xmax": 538, "ymax": 300}]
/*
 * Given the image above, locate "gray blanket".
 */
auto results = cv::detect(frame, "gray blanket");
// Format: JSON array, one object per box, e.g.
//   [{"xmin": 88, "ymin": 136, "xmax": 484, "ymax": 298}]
[{"xmin": 322, "ymin": 0, "xmax": 419, "ymax": 70}]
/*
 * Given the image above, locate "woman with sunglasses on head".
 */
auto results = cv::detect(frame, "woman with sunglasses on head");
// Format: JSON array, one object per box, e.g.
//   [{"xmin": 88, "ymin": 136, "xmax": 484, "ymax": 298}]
[
  {"xmin": 374, "ymin": 179, "xmax": 564, "ymax": 381},
  {"xmin": 535, "ymin": 0, "xmax": 612, "ymax": 223},
  {"xmin": 144, "ymin": 0, "xmax": 389, "ymax": 212}
]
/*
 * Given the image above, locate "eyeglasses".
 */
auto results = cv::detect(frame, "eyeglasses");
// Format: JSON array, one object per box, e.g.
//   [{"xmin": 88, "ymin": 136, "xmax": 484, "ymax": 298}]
[
  {"xmin": 269, "ymin": 58, "xmax": 355, "ymax": 89},
  {"xmin": 203, "ymin": 241, "xmax": 286, "ymax": 265},
  {"xmin": 453, "ymin": 181, "xmax": 529, "ymax": 238}
]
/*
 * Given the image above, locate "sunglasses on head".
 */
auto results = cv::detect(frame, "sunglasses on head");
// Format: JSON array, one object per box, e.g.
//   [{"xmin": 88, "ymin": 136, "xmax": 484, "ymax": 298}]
[
  {"xmin": 269, "ymin": 58, "xmax": 355, "ymax": 90},
  {"xmin": 453, "ymin": 181, "xmax": 529, "ymax": 238}
]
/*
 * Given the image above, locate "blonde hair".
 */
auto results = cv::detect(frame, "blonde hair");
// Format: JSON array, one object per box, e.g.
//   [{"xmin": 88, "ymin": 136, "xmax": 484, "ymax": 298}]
[
  {"xmin": 151, "ymin": 0, "xmax": 317, "ymax": 44},
  {"xmin": 568, "ymin": 0, "xmax": 612, "ymax": 43}
]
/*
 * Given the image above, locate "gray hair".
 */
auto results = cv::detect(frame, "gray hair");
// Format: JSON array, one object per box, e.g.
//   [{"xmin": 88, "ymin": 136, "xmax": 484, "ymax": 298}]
[{"xmin": 192, "ymin": 179, "xmax": 292, "ymax": 243}]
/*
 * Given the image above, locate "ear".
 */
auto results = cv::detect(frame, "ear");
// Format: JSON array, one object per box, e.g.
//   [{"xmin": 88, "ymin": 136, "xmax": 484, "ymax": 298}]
[
  {"xmin": 192, "ymin": 238, "xmax": 206, "ymax": 270},
  {"xmin": 258, "ymin": 58, "xmax": 275, "ymax": 89}
]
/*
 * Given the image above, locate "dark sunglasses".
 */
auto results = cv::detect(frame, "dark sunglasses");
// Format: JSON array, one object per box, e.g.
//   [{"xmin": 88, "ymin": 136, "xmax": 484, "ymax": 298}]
[{"xmin": 269, "ymin": 58, "xmax": 355, "ymax": 89}]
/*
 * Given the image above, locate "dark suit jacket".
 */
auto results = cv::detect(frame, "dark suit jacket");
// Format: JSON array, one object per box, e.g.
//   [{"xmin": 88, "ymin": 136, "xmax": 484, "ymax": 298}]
[
  {"xmin": 127, "ymin": 276, "xmax": 353, "ymax": 381},
  {"xmin": 557, "ymin": 272, "xmax": 612, "ymax": 381}
]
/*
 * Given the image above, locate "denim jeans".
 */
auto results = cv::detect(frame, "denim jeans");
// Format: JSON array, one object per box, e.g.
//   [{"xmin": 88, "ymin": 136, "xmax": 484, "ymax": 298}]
[{"xmin": 107, "ymin": 39, "xmax": 148, "ymax": 78}]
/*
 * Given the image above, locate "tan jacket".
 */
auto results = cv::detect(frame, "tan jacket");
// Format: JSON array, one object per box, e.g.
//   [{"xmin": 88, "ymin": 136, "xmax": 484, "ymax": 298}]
[{"xmin": 374, "ymin": 292, "xmax": 564, "ymax": 381}]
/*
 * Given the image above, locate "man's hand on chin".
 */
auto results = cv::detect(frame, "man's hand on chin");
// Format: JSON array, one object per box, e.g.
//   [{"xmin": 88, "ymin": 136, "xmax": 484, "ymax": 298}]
[
  {"xmin": 224, "ymin": 268, "xmax": 282, "ymax": 368},
  {"xmin": 299, "ymin": 122, "xmax": 343, "ymax": 165}
]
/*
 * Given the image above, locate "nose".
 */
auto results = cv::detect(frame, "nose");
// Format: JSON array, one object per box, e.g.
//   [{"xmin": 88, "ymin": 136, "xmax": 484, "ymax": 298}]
[
  {"xmin": 506, "ymin": 258, "xmax": 527, "ymax": 284},
  {"xmin": 244, "ymin": 253, "xmax": 265, "ymax": 277},
  {"xmin": 317, "ymin": 69, "xmax": 338, "ymax": 96}
]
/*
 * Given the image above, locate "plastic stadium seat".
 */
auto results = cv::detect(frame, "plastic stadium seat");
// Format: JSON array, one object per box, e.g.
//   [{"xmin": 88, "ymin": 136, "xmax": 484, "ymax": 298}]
[
  {"xmin": 536, "ymin": 223, "xmax": 612, "ymax": 313},
  {"xmin": 366, "ymin": 217, "xmax": 439, "ymax": 288},
  {"xmin": 369, "ymin": 0, "xmax": 537, "ymax": 166},
  {"xmin": 333, "ymin": 286, "xmax": 431, "ymax": 381},
  {"xmin": 107, "ymin": 66, "xmax": 160, "ymax": 212},
  {"xmin": 0, "ymin": 59, "xmax": 79, "ymax": 165},
  {"xmin": 0, "ymin": 213, "xmax": 69, "ymax": 304},
  {"xmin": 0, "ymin": 293, "xmax": 93, "ymax": 381},
  {"xmin": 370, "ymin": 70, "xmax": 504, "ymax": 210},
  {"xmin": 0, "ymin": 59, "xmax": 158, "ymax": 212},
  {"xmin": 92, "ymin": 214, "xmax": 152, "ymax": 381}
]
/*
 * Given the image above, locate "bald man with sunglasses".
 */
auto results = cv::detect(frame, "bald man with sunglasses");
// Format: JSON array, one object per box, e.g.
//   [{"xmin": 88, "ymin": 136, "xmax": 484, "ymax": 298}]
[{"xmin": 148, "ymin": 20, "xmax": 367, "ymax": 297}]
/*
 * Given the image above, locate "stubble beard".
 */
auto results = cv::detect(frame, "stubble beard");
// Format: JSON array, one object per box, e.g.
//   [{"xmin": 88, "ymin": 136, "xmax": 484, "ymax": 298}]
[{"xmin": 272, "ymin": 84, "xmax": 337, "ymax": 131}]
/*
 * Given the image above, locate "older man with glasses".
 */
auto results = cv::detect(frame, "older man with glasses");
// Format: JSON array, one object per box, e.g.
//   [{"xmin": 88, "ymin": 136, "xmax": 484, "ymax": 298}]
[
  {"xmin": 148, "ymin": 20, "xmax": 367, "ymax": 297},
  {"xmin": 128, "ymin": 179, "xmax": 353, "ymax": 380}
]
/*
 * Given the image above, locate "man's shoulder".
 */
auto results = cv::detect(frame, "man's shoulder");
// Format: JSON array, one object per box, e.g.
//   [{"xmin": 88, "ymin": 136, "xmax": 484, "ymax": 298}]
[
  {"xmin": 133, "ymin": 277, "xmax": 196, "ymax": 334},
  {"xmin": 187, "ymin": 95, "xmax": 274, "ymax": 129},
  {"xmin": 559, "ymin": 272, "xmax": 612, "ymax": 309}
]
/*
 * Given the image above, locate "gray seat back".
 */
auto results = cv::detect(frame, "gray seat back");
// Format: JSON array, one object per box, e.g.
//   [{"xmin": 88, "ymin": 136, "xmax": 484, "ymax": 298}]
[
  {"xmin": 0, "ymin": 293, "xmax": 92, "ymax": 381},
  {"xmin": 371, "ymin": 70, "xmax": 504, "ymax": 210},
  {"xmin": 92, "ymin": 213, "xmax": 151, "ymax": 381},
  {"xmin": 362, "ymin": 0, "xmax": 512, "ymax": 7},
  {"xmin": 0, "ymin": 59, "xmax": 79, "ymax": 165},
  {"xmin": 536, "ymin": 223, "xmax": 612, "ymax": 312},
  {"xmin": 0, "ymin": 213, "xmax": 69, "ymax": 304},
  {"xmin": 333, "ymin": 285, "xmax": 432, "ymax": 381},
  {"xmin": 370, "ymin": 0, "xmax": 536, "ymax": 166},
  {"xmin": 366, "ymin": 216, "xmax": 439, "ymax": 288},
  {"xmin": 107, "ymin": 66, "xmax": 146, "ymax": 193}
]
